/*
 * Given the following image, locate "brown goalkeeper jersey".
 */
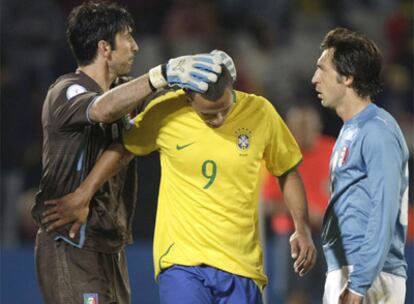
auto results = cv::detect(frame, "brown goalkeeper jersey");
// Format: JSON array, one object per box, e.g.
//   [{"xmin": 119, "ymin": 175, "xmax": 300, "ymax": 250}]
[{"xmin": 32, "ymin": 70, "xmax": 137, "ymax": 253}]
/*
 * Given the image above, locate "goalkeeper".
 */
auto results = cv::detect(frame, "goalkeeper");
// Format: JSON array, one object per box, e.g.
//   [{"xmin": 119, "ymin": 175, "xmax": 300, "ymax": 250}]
[{"xmin": 31, "ymin": 2, "xmax": 227, "ymax": 304}]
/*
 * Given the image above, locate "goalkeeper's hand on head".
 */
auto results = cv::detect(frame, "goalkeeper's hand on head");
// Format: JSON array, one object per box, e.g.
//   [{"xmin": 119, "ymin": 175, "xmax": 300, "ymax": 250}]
[{"xmin": 148, "ymin": 54, "xmax": 222, "ymax": 93}]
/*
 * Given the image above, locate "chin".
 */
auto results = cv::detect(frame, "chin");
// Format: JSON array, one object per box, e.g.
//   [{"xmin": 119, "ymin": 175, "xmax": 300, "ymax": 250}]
[
  {"xmin": 120, "ymin": 65, "xmax": 132, "ymax": 76},
  {"xmin": 321, "ymin": 99, "xmax": 329, "ymax": 108}
]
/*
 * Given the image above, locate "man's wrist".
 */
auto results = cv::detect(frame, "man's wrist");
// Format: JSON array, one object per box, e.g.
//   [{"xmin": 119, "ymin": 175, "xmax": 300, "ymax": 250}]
[
  {"xmin": 293, "ymin": 222, "xmax": 312, "ymax": 235},
  {"xmin": 148, "ymin": 64, "xmax": 167, "ymax": 89},
  {"xmin": 148, "ymin": 76, "xmax": 157, "ymax": 91},
  {"xmin": 76, "ymin": 185, "xmax": 94, "ymax": 206}
]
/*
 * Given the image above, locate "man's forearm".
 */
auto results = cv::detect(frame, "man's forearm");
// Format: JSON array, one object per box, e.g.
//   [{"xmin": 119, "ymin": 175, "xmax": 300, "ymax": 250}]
[
  {"xmin": 90, "ymin": 74, "xmax": 152, "ymax": 123},
  {"xmin": 278, "ymin": 169, "xmax": 310, "ymax": 231},
  {"xmin": 79, "ymin": 143, "xmax": 134, "ymax": 199},
  {"xmin": 40, "ymin": 143, "xmax": 133, "ymax": 234}
]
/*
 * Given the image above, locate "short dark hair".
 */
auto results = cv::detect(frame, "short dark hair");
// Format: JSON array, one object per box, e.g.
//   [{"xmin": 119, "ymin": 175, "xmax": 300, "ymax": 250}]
[
  {"xmin": 66, "ymin": 1, "xmax": 135, "ymax": 66},
  {"xmin": 188, "ymin": 65, "xmax": 233, "ymax": 102},
  {"xmin": 321, "ymin": 27, "xmax": 382, "ymax": 98}
]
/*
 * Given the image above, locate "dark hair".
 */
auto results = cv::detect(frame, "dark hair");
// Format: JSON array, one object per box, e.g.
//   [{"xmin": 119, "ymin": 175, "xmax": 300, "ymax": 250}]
[
  {"xmin": 66, "ymin": 1, "xmax": 135, "ymax": 66},
  {"xmin": 321, "ymin": 27, "xmax": 382, "ymax": 98},
  {"xmin": 188, "ymin": 65, "xmax": 233, "ymax": 101}
]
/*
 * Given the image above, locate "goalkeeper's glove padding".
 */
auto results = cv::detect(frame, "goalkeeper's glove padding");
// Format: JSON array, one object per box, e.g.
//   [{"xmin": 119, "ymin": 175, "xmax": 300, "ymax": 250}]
[{"xmin": 149, "ymin": 54, "xmax": 222, "ymax": 93}]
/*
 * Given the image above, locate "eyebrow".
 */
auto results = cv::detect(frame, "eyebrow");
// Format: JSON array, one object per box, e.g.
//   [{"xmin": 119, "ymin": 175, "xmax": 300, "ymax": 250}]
[{"xmin": 121, "ymin": 26, "xmax": 134, "ymax": 35}]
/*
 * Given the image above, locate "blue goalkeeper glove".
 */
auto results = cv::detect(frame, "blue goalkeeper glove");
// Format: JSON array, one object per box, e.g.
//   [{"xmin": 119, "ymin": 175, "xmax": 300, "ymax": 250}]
[
  {"xmin": 210, "ymin": 49, "xmax": 237, "ymax": 82},
  {"xmin": 149, "ymin": 54, "xmax": 222, "ymax": 93}
]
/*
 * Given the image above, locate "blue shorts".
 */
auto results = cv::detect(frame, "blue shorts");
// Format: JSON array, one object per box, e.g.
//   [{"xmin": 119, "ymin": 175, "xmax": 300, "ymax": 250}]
[{"xmin": 158, "ymin": 265, "xmax": 263, "ymax": 304}]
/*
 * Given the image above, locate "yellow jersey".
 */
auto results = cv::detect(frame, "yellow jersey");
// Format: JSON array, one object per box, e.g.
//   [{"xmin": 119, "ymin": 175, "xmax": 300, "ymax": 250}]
[{"xmin": 123, "ymin": 89, "xmax": 302, "ymax": 289}]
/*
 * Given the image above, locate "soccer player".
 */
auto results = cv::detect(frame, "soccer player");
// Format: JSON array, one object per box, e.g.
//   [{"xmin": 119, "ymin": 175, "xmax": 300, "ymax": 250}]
[
  {"xmin": 312, "ymin": 27, "xmax": 409, "ymax": 304},
  {"xmin": 43, "ymin": 64, "xmax": 316, "ymax": 303},
  {"xmin": 32, "ymin": 2, "xmax": 225, "ymax": 303}
]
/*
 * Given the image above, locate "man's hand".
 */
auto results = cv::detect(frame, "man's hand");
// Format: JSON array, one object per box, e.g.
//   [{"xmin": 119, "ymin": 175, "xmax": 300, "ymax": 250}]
[
  {"xmin": 149, "ymin": 54, "xmax": 222, "ymax": 93},
  {"xmin": 339, "ymin": 288, "xmax": 363, "ymax": 304},
  {"xmin": 289, "ymin": 228, "xmax": 317, "ymax": 276},
  {"xmin": 41, "ymin": 188, "xmax": 91, "ymax": 239}
]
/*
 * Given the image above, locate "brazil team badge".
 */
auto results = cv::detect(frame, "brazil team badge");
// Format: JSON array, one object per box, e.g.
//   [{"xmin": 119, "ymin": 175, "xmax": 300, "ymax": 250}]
[{"xmin": 235, "ymin": 128, "xmax": 252, "ymax": 152}]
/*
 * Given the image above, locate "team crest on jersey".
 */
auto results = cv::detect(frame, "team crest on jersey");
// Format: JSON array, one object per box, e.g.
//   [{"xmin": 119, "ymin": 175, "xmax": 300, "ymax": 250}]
[
  {"xmin": 83, "ymin": 293, "xmax": 99, "ymax": 304},
  {"xmin": 235, "ymin": 128, "xmax": 252, "ymax": 151},
  {"xmin": 331, "ymin": 126, "xmax": 358, "ymax": 170},
  {"xmin": 66, "ymin": 84, "xmax": 87, "ymax": 100},
  {"xmin": 331, "ymin": 142, "xmax": 351, "ymax": 169},
  {"xmin": 338, "ymin": 145, "xmax": 349, "ymax": 167}
]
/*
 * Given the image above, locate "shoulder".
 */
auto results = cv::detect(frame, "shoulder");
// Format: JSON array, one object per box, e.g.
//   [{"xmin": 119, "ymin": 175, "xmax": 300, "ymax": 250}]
[
  {"xmin": 357, "ymin": 111, "xmax": 403, "ymax": 154},
  {"xmin": 235, "ymin": 90, "xmax": 272, "ymax": 106},
  {"xmin": 132, "ymin": 89, "xmax": 188, "ymax": 124},
  {"xmin": 143, "ymin": 89, "xmax": 187, "ymax": 113},
  {"xmin": 48, "ymin": 73, "xmax": 92, "ymax": 102},
  {"xmin": 361, "ymin": 109, "xmax": 408, "ymax": 157},
  {"xmin": 49, "ymin": 72, "xmax": 82, "ymax": 91},
  {"xmin": 360, "ymin": 111, "xmax": 397, "ymax": 139},
  {"xmin": 235, "ymin": 90, "xmax": 280, "ymax": 117}
]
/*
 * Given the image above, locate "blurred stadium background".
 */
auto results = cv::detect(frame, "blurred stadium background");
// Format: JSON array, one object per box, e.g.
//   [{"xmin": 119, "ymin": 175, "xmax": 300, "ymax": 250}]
[{"xmin": 1, "ymin": 0, "xmax": 412, "ymax": 303}]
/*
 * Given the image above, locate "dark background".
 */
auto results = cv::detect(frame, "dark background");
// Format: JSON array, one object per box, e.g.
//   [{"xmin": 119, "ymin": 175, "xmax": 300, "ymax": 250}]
[{"xmin": 1, "ymin": 0, "xmax": 413, "ymax": 303}]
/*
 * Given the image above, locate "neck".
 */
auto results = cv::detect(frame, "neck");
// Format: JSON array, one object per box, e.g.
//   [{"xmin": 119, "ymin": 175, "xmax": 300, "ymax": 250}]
[
  {"xmin": 78, "ymin": 60, "xmax": 116, "ymax": 92},
  {"xmin": 336, "ymin": 92, "xmax": 372, "ymax": 122}
]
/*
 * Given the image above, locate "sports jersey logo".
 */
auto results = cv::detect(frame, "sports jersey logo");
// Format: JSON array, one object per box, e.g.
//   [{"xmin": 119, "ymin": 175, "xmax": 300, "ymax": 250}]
[
  {"xmin": 176, "ymin": 142, "xmax": 194, "ymax": 150},
  {"xmin": 172, "ymin": 58, "xmax": 186, "ymax": 73},
  {"xmin": 66, "ymin": 84, "xmax": 87, "ymax": 100},
  {"xmin": 338, "ymin": 145, "xmax": 349, "ymax": 167},
  {"xmin": 331, "ymin": 143, "xmax": 350, "ymax": 170},
  {"xmin": 331, "ymin": 126, "xmax": 358, "ymax": 170},
  {"xmin": 235, "ymin": 128, "xmax": 252, "ymax": 151},
  {"xmin": 83, "ymin": 293, "xmax": 99, "ymax": 304}
]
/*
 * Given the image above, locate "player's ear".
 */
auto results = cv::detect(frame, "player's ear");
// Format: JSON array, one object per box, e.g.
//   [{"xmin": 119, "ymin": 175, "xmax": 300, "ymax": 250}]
[
  {"xmin": 97, "ymin": 40, "xmax": 112, "ymax": 59},
  {"xmin": 343, "ymin": 75, "xmax": 354, "ymax": 87}
]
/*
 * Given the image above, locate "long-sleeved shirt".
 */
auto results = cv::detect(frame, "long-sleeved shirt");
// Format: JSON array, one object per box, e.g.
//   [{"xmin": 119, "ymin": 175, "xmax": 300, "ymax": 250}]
[{"xmin": 322, "ymin": 103, "xmax": 409, "ymax": 295}]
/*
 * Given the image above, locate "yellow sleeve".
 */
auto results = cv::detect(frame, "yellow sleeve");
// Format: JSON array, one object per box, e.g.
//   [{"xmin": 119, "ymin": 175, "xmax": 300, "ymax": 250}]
[
  {"xmin": 122, "ymin": 89, "xmax": 187, "ymax": 156},
  {"xmin": 263, "ymin": 102, "xmax": 302, "ymax": 176},
  {"xmin": 122, "ymin": 109, "xmax": 159, "ymax": 156}
]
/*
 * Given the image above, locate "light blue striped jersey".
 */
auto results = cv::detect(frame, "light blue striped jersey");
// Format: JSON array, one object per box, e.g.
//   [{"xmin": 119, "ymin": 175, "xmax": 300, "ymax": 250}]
[{"xmin": 322, "ymin": 103, "xmax": 409, "ymax": 295}]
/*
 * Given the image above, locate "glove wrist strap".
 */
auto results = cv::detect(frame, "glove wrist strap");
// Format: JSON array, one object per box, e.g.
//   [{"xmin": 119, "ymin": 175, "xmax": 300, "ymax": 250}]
[{"xmin": 148, "ymin": 64, "xmax": 167, "ymax": 89}]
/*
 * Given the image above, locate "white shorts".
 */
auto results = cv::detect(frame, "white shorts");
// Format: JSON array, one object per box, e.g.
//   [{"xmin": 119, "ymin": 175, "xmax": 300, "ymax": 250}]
[{"xmin": 323, "ymin": 266, "xmax": 406, "ymax": 304}]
